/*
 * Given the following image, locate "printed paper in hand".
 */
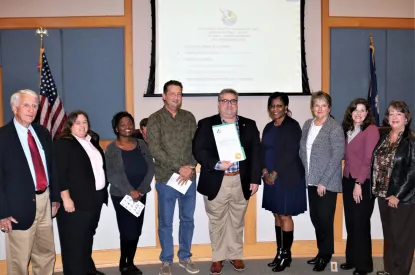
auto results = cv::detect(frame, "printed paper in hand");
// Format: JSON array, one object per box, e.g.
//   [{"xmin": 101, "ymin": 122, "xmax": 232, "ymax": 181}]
[
  {"xmin": 166, "ymin": 173, "xmax": 192, "ymax": 195},
  {"xmin": 120, "ymin": 195, "xmax": 145, "ymax": 217}
]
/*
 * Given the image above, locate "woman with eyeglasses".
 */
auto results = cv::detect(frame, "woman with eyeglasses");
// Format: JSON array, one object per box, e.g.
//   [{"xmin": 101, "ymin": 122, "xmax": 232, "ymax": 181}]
[
  {"xmin": 261, "ymin": 92, "xmax": 306, "ymax": 272},
  {"xmin": 341, "ymin": 98, "xmax": 379, "ymax": 275}
]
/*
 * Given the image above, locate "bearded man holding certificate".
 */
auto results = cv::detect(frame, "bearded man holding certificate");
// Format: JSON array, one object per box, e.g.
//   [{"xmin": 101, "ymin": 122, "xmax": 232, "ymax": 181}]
[{"xmin": 192, "ymin": 88, "xmax": 262, "ymax": 275}]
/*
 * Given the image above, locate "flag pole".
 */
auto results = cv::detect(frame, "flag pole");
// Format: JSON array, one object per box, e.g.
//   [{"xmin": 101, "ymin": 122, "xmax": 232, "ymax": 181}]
[
  {"xmin": 36, "ymin": 27, "xmax": 48, "ymax": 93},
  {"xmin": 35, "ymin": 27, "xmax": 48, "ymax": 124}
]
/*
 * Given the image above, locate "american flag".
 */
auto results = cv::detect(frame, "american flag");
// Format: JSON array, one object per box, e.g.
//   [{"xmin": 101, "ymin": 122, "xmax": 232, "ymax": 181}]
[{"xmin": 39, "ymin": 50, "xmax": 66, "ymax": 139}]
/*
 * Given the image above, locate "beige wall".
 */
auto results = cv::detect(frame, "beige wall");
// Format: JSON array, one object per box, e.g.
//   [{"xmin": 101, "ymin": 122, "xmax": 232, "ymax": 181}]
[
  {"xmin": 329, "ymin": 0, "xmax": 415, "ymax": 18},
  {"xmin": 0, "ymin": 0, "xmax": 124, "ymax": 17}
]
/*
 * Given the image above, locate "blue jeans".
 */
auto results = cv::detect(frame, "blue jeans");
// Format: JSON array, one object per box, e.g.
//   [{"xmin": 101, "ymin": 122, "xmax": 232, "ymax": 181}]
[{"xmin": 156, "ymin": 181, "xmax": 196, "ymax": 264}]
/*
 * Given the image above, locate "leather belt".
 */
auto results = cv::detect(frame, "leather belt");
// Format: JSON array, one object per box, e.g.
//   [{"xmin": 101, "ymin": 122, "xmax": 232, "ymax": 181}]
[
  {"xmin": 35, "ymin": 187, "xmax": 48, "ymax": 195},
  {"xmin": 224, "ymin": 171, "xmax": 240, "ymax": 176}
]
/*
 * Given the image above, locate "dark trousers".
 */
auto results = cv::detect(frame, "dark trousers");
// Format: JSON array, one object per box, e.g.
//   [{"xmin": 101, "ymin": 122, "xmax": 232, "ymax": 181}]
[
  {"xmin": 112, "ymin": 194, "xmax": 146, "ymax": 241},
  {"xmin": 112, "ymin": 194, "xmax": 147, "ymax": 268},
  {"xmin": 378, "ymin": 198, "xmax": 415, "ymax": 275},
  {"xmin": 57, "ymin": 189, "xmax": 105, "ymax": 275},
  {"xmin": 308, "ymin": 186, "xmax": 337, "ymax": 260},
  {"xmin": 343, "ymin": 177, "xmax": 375, "ymax": 272}
]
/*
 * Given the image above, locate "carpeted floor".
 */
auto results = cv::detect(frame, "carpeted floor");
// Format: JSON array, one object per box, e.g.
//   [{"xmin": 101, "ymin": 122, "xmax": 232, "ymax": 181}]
[{"xmin": 54, "ymin": 257, "xmax": 415, "ymax": 275}]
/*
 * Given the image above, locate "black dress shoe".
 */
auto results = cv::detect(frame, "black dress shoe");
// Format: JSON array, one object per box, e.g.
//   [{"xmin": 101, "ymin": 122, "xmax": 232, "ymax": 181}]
[
  {"xmin": 120, "ymin": 267, "xmax": 132, "ymax": 275},
  {"xmin": 353, "ymin": 270, "xmax": 368, "ymax": 275},
  {"xmin": 313, "ymin": 258, "xmax": 329, "ymax": 272},
  {"xmin": 307, "ymin": 255, "xmax": 320, "ymax": 265},
  {"xmin": 340, "ymin": 263, "xmax": 355, "ymax": 270},
  {"xmin": 129, "ymin": 265, "xmax": 143, "ymax": 275}
]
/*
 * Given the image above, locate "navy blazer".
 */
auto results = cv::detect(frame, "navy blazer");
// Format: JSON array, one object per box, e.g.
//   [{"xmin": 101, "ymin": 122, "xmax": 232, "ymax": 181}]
[
  {"xmin": 0, "ymin": 120, "xmax": 59, "ymax": 230},
  {"xmin": 261, "ymin": 116, "xmax": 305, "ymax": 187},
  {"xmin": 192, "ymin": 114, "xmax": 262, "ymax": 200},
  {"xmin": 53, "ymin": 136, "xmax": 108, "ymax": 211}
]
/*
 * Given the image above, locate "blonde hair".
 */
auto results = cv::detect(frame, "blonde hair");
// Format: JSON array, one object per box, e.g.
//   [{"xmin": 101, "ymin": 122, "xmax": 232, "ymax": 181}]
[{"xmin": 310, "ymin": 91, "xmax": 332, "ymax": 108}]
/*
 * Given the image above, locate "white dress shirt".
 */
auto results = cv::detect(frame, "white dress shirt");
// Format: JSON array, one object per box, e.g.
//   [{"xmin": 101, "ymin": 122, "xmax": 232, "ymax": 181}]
[
  {"xmin": 73, "ymin": 134, "xmax": 106, "ymax": 190},
  {"xmin": 14, "ymin": 118, "xmax": 49, "ymax": 189}
]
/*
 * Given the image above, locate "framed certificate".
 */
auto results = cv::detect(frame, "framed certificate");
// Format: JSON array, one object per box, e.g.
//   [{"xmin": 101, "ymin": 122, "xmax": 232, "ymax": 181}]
[{"xmin": 212, "ymin": 123, "xmax": 246, "ymax": 162}]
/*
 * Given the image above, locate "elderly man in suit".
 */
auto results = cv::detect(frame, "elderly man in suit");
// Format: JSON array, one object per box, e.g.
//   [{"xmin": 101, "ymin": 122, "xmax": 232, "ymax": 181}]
[
  {"xmin": 193, "ymin": 88, "xmax": 262, "ymax": 274},
  {"xmin": 0, "ymin": 89, "xmax": 60, "ymax": 275}
]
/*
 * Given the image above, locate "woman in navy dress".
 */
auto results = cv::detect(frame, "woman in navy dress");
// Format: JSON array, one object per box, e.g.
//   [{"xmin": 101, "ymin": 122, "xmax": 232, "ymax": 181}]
[{"xmin": 261, "ymin": 92, "xmax": 306, "ymax": 272}]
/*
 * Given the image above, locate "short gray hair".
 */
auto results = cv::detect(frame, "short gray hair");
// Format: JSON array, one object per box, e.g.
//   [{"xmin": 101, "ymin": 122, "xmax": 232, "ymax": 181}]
[
  {"xmin": 10, "ymin": 89, "xmax": 39, "ymax": 108},
  {"xmin": 218, "ymin": 88, "xmax": 238, "ymax": 102}
]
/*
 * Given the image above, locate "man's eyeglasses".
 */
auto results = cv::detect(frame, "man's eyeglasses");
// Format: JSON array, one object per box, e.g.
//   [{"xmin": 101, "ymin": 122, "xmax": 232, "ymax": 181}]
[{"xmin": 219, "ymin": 99, "xmax": 238, "ymax": 105}]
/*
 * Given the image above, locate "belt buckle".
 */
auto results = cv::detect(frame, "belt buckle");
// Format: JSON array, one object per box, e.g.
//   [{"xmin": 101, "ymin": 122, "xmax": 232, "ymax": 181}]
[
  {"xmin": 225, "ymin": 171, "xmax": 239, "ymax": 176},
  {"xmin": 35, "ymin": 188, "xmax": 47, "ymax": 195}
]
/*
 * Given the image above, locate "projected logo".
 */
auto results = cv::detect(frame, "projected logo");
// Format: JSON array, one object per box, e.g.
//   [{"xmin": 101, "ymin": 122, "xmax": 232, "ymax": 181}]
[{"xmin": 220, "ymin": 9, "xmax": 237, "ymax": 26}]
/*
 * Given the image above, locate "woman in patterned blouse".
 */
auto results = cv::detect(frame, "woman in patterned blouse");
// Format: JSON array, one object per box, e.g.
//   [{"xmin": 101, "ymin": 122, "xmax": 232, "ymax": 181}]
[{"xmin": 371, "ymin": 101, "xmax": 415, "ymax": 275}]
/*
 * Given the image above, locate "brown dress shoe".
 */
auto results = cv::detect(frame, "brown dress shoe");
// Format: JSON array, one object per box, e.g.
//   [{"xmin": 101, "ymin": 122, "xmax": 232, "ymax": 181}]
[
  {"xmin": 210, "ymin": 261, "xmax": 223, "ymax": 275},
  {"xmin": 230, "ymin": 260, "xmax": 245, "ymax": 271}
]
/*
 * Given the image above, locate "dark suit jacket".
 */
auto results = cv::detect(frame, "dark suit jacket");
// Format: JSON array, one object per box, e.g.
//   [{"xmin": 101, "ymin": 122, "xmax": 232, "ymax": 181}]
[
  {"xmin": 193, "ymin": 114, "xmax": 261, "ymax": 200},
  {"xmin": 261, "ymin": 116, "xmax": 305, "ymax": 187},
  {"xmin": 0, "ymin": 120, "xmax": 59, "ymax": 230},
  {"xmin": 53, "ymin": 136, "xmax": 108, "ymax": 211}
]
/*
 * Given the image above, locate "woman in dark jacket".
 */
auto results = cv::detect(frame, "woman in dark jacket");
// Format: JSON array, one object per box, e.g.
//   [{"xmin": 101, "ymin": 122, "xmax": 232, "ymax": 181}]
[
  {"xmin": 261, "ymin": 92, "xmax": 306, "ymax": 272},
  {"xmin": 105, "ymin": 112, "xmax": 154, "ymax": 275},
  {"xmin": 54, "ymin": 110, "xmax": 108, "ymax": 275},
  {"xmin": 371, "ymin": 101, "xmax": 415, "ymax": 275}
]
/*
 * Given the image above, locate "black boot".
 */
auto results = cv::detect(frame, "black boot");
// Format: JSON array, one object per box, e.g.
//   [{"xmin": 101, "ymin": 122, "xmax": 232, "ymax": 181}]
[
  {"xmin": 119, "ymin": 239, "xmax": 129, "ymax": 271},
  {"xmin": 272, "ymin": 230, "xmax": 294, "ymax": 272},
  {"xmin": 272, "ymin": 249, "xmax": 292, "ymax": 272},
  {"xmin": 268, "ymin": 226, "xmax": 282, "ymax": 267}
]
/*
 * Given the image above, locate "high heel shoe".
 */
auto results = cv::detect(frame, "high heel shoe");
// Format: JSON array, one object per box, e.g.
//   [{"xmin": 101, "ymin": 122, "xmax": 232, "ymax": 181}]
[
  {"xmin": 272, "ymin": 249, "xmax": 292, "ymax": 272},
  {"xmin": 268, "ymin": 248, "xmax": 282, "ymax": 267}
]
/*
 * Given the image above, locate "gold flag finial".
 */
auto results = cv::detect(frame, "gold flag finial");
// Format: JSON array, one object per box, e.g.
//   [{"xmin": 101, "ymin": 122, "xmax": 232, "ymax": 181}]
[{"xmin": 36, "ymin": 27, "xmax": 48, "ymax": 49}]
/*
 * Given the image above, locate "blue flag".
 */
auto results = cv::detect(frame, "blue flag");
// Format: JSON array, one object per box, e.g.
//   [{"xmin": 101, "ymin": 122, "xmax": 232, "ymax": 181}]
[{"xmin": 368, "ymin": 36, "xmax": 380, "ymax": 126}]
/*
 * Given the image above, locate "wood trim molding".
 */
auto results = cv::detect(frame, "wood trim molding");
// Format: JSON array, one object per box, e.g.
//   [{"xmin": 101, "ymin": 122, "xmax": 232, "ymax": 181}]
[
  {"xmin": 99, "ymin": 140, "xmax": 112, "ymax": 151},
  {"xmin": 124, "ymin": 0, "xmax": 134, "ymax": 115},
  {"xmin": 328, "ymin": 17, "xmax": 415, "ymax": 29},
  {"xmin": 244, "ymin": 195, "xmax": 257, "ymax": 245},
  {"xmin": 334, "ymin": 194, "xmax": 344, "ymax": 242},
  {"xmin": 0, "ymin": 67, "xmax": 3, "ymax": 126},
  {"xmin": 0, "ymin": 240, "xmax": 387, "ymax": 274},
  {"xmin": 0, "ymin": 16, "xmax": 126, "ymax": 29}
]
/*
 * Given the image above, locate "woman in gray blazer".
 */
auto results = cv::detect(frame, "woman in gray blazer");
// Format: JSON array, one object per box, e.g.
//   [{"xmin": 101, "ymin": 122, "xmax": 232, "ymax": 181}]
[
  {"xmin": 105, "ymin": 112, "xmax": 154, "ymax": 275},
  {"xmin": 299, "ymin": 91, "xmax": 345, "ymax": 272}
]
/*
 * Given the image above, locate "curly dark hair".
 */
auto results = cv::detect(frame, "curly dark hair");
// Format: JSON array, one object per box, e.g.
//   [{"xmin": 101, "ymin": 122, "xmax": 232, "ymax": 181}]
[
  {"xmin": 60, "ymin": 110, "xmax": 94, "ymax": 139},
  {"xmin": 111, "ymin": 111, "xmax": 135, "ymax": 138},
  {"xmin": 342, "ymin": 98, "xmax": 376, "ymax": 135},
  {"xmin": 267, "ymin": 92, "xmax": 292, "ymax": 117}
]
